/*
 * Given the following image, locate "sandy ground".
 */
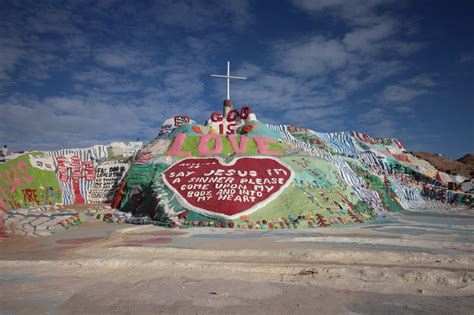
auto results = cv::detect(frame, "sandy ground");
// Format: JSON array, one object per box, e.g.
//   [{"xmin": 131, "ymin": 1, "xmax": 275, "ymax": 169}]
[{"xmin": 1, "ymin": 208, "xmax": 474, "ymax": 314}]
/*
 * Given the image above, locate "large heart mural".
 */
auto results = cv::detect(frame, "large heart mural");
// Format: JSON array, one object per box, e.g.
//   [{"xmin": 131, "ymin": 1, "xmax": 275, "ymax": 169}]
[{"xmin": 162, "ymin": 157, "xmax": 294, "ymax": 219}]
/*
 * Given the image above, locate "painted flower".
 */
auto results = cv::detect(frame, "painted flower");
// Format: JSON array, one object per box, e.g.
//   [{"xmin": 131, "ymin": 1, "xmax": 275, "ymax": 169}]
[
  {"xmin": 241, "ymin": 124, "xmax": 254, "ymax": 134},
  {"xmin": 177, "ymin": 211, "xmax": 189, "ymax": 219},
  {"xmin": 192, "ymin": 125, "xmax": 203, "ymax": 134}
]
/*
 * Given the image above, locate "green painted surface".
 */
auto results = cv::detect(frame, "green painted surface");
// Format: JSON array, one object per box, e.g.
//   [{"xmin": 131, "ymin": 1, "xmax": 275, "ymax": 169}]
[{"xmin": 0, "ymin": 153, "xmax": 61, "ymax": 210}]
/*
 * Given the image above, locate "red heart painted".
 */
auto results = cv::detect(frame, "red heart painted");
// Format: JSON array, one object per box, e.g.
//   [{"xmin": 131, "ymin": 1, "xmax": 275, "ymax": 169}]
[{"xmin": 162, "ymin": 157, "xmax": 293, "ymax": 219}]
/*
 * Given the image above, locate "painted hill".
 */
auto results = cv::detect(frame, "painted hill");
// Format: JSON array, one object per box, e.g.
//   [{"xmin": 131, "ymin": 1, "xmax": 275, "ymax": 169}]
[
  {"xmin": 113, "ymin": 101, "xmax": 473, "ymax": 228},
  {"xmin": 1, "ymin": 101, "xmax": 472, "ymax": 230}
]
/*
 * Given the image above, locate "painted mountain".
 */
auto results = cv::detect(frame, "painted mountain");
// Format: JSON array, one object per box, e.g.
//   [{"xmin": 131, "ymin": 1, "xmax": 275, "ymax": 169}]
[{"xmin": 1, "ymin": 101, "xmax": 472, "ymax": 229}]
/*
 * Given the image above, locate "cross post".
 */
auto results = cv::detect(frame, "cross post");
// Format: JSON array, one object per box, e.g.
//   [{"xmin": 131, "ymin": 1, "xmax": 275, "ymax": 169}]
[{"xmin": 211, "ymin": 61, "xmax": 246, "ymax": 100}]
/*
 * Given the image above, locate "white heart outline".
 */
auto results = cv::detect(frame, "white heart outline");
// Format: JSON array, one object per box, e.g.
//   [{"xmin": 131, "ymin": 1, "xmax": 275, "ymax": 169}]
[{"xmin": 161, "ymin": 156, "xmax": 294, "ymax": 220}]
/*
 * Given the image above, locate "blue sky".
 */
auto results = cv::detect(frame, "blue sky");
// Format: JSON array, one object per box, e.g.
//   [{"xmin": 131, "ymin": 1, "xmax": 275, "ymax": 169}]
[{"xmin": 0, "ymin": 0, "xmax": 473, "ymax": 158}]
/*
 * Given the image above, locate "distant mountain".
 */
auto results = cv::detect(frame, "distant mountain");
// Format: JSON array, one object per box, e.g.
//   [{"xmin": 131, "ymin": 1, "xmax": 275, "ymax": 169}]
[
  {"xmin": 411, "ymin": 152, "xmax": 474, "ymax": 179},
  {"xmin": 457, "ymin": 154, "xmax": 474, "ymax": 167}
]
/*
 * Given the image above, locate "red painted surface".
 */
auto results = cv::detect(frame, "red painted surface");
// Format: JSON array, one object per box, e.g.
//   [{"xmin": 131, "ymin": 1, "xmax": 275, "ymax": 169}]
[
  {"xmin": 392, "ymin": 153, "xmax": 411, "ymax": 163},
  {"xmin": 393, "ymin": 139, "xmax": 405, "ymax": 150},
  {"xmin": 22, "ymin": 188, "xmax": 40, "ymax": 204},
  {"xmin": 355, "ymin": 132, "xmax": 376, "ymax": 144},
  {"xmin": 111, "ymin": 180, "xmax": 126, "ymax": 209},
  {"xmin": 162, "ymin": 157, "xmax": 292, "ymax": 218},
  {"xmin": 72, "ymin": 180, "xmax": 85, "ymax": 204},
  {"xmin": 0, "ymin": 217, "xmax": 10, "ymax": 239}
]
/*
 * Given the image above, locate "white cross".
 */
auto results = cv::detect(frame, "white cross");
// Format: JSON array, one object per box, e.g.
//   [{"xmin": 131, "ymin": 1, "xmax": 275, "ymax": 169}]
[{"xmin": 211, "ymin": 61, "xmax": 246, "ymax": 100}]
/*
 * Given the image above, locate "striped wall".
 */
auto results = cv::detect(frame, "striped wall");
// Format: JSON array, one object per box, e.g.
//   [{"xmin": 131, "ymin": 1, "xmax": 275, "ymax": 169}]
[{"xmin": 44, "ymin": 145, "xmax": 108, "ymax": 205}]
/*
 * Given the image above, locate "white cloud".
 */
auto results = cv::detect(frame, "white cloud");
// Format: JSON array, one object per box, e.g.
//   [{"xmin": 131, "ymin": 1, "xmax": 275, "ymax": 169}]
[
  {"xmin": 378, "ymin": 74, "xmax": 436, "ymax": 103},
  {"xmin": 273, "ymin": 35, "xmax": 349, "ymax": 76},
  {"xmin": 290, "ymin": 0, "xmax": 395, "ymax": 26},
  {"xmin": 402, "ymin": 74, "xmax": 437, "ymax": 87},
  {"xmin": 342, "ymin": 19, "xmax": 397, "ymax": 54},
  {"xmin": 379, "ymin": 85, "xmax": 428, "ymax": 102},
  {"xmin": 94, "ymin": 47, "xmax": 149, "ymax": 69},
  {"xmin": 264, "ymin": 0, "xmax": 429, "ymax": 131},
  {"xmin": 0, "ymin": 92, "xmax": 212, "ymax": 152},
  {"xmin": 355, "ymin": 108, "xmax": 399, "ymax": 138}
]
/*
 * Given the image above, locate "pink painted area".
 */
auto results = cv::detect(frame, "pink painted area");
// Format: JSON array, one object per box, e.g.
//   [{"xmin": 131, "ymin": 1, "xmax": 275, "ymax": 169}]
[
  {"xmin": 56, "ymin": 236, "xmax": 103, "ymax": 245},
  {"xmin": 167, "ymin": 133, "xmax": 191, "ymax": 157},
  {"xmin": 0, "ymin": 160, "xmax": 34, "ymax": 193},
  {"xmin": 198, "ymin": 134, "xmax": 222, "ymax": 155},
  {"xmin": 227, "ymin": 135, "xmax": 248, "ymax": 154},
  {"xmin": 2, "ymin": 169, "xmax": 18, "ymax": 193},
  {"xmin": 7, "ymin": 165, "xmax": 22, "ymax": 187},
  {"xmin": 124, "ymin": 237, "xmax": 172, "ymax": 245},
  {"xmin": 17, "ymin": 161, "xmax": 33, "ymax": 184},
  {"xmin": 253, "ymin": 137, "xmax": 282, "ymax": 155}
]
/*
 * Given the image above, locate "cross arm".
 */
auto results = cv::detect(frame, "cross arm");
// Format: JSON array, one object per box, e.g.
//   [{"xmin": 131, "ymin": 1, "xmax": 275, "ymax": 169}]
[{"xmin": 210, "ymin": 74, "xmax": 246, "ymax": 80}]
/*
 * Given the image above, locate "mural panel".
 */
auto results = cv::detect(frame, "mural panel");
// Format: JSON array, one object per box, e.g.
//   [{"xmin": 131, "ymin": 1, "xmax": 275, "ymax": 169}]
[{"xmin": 162, "ymin": 157, "xmax": 293, "ymax": 219}]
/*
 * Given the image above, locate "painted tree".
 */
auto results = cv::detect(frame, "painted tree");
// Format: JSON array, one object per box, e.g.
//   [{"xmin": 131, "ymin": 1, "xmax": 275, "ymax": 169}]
[
  {"xmin": 315, "ymin": 214, "xmax": 330, "ymax": 227},
  {"xmin": 347, "ymin": 209, "xmax": 363, "ymax": 223}
]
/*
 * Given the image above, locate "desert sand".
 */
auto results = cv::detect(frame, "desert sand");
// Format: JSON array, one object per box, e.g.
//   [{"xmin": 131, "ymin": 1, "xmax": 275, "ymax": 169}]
[{"xmin": 1, "ymin": 208, "xmax": 473, "ymax": 314}]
